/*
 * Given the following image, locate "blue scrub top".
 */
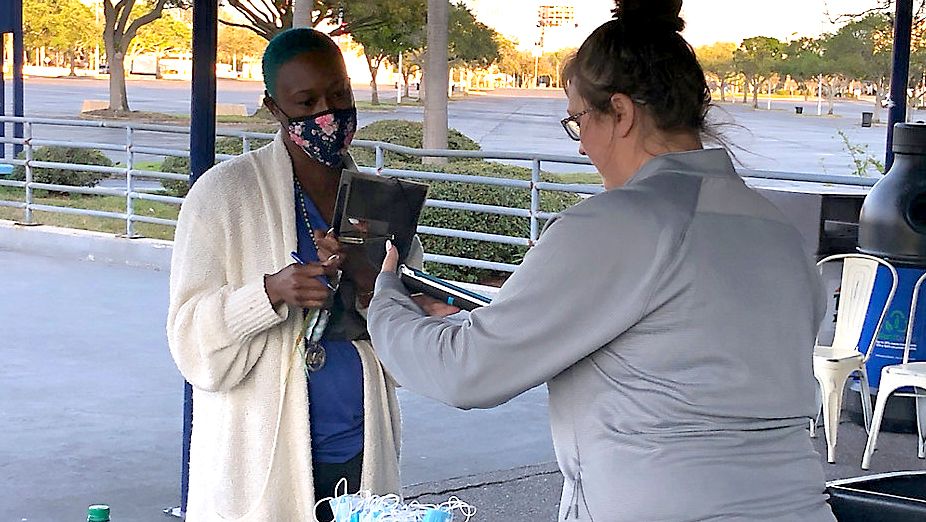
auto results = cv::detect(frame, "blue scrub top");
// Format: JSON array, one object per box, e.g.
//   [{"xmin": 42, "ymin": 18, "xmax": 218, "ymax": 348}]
[{"xmin": 295, "ymin": 186, "xmax": 364, "ymax": 464}]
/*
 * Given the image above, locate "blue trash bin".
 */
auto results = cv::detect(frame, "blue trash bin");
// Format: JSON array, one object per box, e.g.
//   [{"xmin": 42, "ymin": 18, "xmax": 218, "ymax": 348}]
[{"xmin": 860, "ymin": 265, "xmax": 926, "ymax": 388}]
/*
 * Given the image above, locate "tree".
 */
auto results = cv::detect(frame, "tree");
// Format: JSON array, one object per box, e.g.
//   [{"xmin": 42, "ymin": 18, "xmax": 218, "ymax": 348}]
[
  {"xmin": 779, "ymin": 37, "xmax": 824, "ymax": 102},
  {"xmin": 535, "ymin": 48, "xmax": 575, "ymax": 89},
  {"xmin": 55, "ymin": 2, "xmax": 98, "ymax": 76},
  {"xmin": 399, "ymin": 48, "xmax": 425, "ymax": 97},
  {"xmin": 130, "ymin": 12, "xmax": 191, "ymax": 78},
  {"xmin": 734, "ymin": 36, "xmax": 783, "ymax": 109},
  {"xmin": 825, "ymin": 14, "xmax": 893, "ymax": 120},
  {"xmin": 22, "ymin": 0, "xmax": 55, "ymax": 51},
  {"xmin": 696, "ymin": 42, "xmax": 738, "ymax": 102},
  {"xmin": 348, "ymin": 1, "xmax": 497, "ymax": 103},
  {"xmin": 102, "ymin": 0, "xmax": 188, "ymax": 112},
  {"xmin": 292, "ymin": 0, "xmax": 312, "ymax": 28},
  {"xmin": 496, "ymin": 36, "xmax": 534, "ymax": 87},
  {"xmin": 218, "ymin": 25, "xmax": 267, "ymax": 71},
  {"xmin": 222, "ymin": 0, "xmax": 382, "ymax": 41},
  {"xmin": 447, "ymin": 2, "xmax": 499, "ymax": 70},
  {"xmin": 23, "ymin": 0, "xmax": 98, "ymax": 75},
  {"xmin": 346, "ymin": 0, "xmax": 426, "ymax": 104}
]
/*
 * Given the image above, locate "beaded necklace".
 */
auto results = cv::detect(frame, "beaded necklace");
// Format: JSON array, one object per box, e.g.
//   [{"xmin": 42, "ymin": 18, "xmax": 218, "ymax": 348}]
[{"xmin": 293, "ymin": 178, "xmax": 341, "ymax": 374}]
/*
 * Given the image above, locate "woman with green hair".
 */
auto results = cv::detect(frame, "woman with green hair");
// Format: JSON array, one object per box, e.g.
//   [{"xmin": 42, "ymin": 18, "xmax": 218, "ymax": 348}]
[{"xmin": 167, "ymin": 27, "xmax": 421, "ymax": 521}]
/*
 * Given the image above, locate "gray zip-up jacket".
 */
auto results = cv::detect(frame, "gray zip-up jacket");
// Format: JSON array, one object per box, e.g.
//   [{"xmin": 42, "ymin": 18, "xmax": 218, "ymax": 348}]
[{"xmin": 368, "ymin": 148, "xmax": 835, "ymax": 521}]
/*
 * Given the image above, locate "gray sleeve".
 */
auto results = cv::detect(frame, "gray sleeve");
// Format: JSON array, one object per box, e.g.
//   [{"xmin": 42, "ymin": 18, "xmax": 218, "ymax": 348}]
[{"xmin": 367, "ymin": 207, "xmax": 673, "ymax": 409}]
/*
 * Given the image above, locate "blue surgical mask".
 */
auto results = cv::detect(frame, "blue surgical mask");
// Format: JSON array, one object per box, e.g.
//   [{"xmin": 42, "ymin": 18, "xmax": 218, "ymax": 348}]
[{"xmin": 284, "ymin": 107, "xmax": 358, "ymax": 168}]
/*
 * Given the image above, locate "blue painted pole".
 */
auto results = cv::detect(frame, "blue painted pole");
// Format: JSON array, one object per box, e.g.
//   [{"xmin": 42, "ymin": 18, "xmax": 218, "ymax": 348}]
[
  {"xmin": 886, "ymin": 0, "xmax": 913, "ymax": 170},
  {"xmin": 190, "ymin": 0, "xmax": 217, "ymax": 184},
  {"xmin": 182, "ymin": 0, "xmax": 218, "ymax": 515},
  {"xmin": 1, "ymin": 32, "xmax": 6, "ymax": 160},
  {"xmin": 12, "ymin": 0, "xmax": 22, "ymax": 156}
]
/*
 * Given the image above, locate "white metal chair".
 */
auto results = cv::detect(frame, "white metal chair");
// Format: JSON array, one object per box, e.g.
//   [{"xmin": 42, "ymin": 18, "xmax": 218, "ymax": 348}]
[
  {"xmin": 811, "ymin": 254, "xmax": 898, "ymax": 464},
  {"xmin": 862, "ymin": 271, "xmax": 926, "ymax": 470}
]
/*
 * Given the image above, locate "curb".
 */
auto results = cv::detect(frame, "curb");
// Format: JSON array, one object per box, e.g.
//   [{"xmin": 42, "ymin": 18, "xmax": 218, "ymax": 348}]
[{"xmin": 0, "ymin": 219, "xmax": 172, "ymax": 271}]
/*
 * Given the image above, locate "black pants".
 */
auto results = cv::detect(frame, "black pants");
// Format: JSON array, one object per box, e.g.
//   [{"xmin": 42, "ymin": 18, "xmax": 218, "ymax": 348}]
[{"xmin": 313, "ymin": 451, "xmax": 363, "ymax": 521}]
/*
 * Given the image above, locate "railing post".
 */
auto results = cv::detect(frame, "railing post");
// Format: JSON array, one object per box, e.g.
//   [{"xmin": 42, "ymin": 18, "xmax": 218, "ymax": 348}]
[
  {"xmin": 530, "ymin": 158, "xmax": 541, "ymax": 244},
  {"xmin": 23, "ymin": 121, "xmax": 33, "ymax": 224},
  {"xmin": 375, "ymin": 144, "xmax": 384, "ymax": 175},
  {"xmin": 125, "ymin": 126, "xmax": 136, "ymax": 237},
  {"xmin": 242, "ymin": 135, "xmax": 251, "ymax": 153}
]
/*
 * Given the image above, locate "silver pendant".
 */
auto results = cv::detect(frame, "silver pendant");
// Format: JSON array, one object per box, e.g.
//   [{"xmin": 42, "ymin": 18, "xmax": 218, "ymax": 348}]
[{"xmin": 305, "ymin": 341, "xmax": 327, "ymax": 373}]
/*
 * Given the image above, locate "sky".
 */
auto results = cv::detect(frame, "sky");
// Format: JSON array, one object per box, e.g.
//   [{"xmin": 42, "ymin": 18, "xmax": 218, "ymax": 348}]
[{"xmin": 463, "ymin": 0, "xmax": 886, "ymax": 51}]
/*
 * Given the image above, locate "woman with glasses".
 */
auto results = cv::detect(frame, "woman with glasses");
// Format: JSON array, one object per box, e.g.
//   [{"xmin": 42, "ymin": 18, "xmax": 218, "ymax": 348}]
[
  {"xmin": 367, "ymin": 1, "xmax": 835, "ymax": 520},
  {"xmin": 167, "ymin": 28, "xmax": 419, "ymax": 521}
]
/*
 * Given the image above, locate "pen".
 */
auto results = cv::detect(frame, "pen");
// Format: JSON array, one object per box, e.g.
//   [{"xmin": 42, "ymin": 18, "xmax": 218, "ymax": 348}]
[{"xmin": 290, "ymin": 251, "xmax": 337, "ymax": 292}]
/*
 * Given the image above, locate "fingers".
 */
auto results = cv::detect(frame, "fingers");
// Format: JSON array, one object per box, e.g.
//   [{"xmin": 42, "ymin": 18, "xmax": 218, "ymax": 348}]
[
  {"xmin": 290, "ymin": 262, "xmax": 327, "ymax": 278},
  {"xmin": 348, "ymin": 217, "xmax": 370, "ymax": 234},
  {"xmin": 314, "ymin": 230, "xmax": 342, "ymax": 256},
  {"xmin": 429, "ymin": 302, "xmax": 461, "ymax": 316},
  {"xmin": 293, "ymin": 287, "xmax": 332, "ymax": 309},
  {"xmin": 381, "ymin": 239, "xmax": 399, "ymax": 273},
  {"xmin": 314, "ymin": 230, "xmax": 345, "ymax": 268},
  {"xmin": 285, "ymin": 264, "xmax": 337, "ymax": 307},
  {"xmin": 410, "ymin": 294, "xmax": 461, "ymax": 317}
]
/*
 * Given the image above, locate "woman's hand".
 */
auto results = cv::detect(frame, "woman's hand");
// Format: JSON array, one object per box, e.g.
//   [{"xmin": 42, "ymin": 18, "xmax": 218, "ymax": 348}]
[
  {"xmin": 313, "ymin": 229, "xmax": 343, "ymax": 267},
  {"xmin": 411, "ymin": 294, "xmax": 461, "ymax": 317},
  {"xmin": 382, "ymin": 240, "xmax": 460, "ymax": 317},
  {"xmin": 315, "ymin": 229, "xmax": 378, "ymax": 301},
  {"xmin": 381, "ymin": 239, "xmax": 400, "ymax": 273},
  {"xmin": 264, "ymin": 260, "xmax": 339, "ymax": 309}
]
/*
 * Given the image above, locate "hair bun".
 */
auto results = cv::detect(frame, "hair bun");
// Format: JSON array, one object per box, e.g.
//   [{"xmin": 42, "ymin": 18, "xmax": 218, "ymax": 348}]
[{"xmin": 612, "ymin": 0, "xmax": 685, "ymax": 33}]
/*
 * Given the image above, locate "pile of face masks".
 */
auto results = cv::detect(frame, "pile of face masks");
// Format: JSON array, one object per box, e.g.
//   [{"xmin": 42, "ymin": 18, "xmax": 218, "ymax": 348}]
[{"xmin": 316, "ymin": 480, "xmax": 476, "ymax": 522}]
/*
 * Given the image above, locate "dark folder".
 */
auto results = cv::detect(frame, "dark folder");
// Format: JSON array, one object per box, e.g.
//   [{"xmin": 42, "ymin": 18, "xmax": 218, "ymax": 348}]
[{"xmin": 332, "ymin": 169, "xmax": 429, "ymax": 268}]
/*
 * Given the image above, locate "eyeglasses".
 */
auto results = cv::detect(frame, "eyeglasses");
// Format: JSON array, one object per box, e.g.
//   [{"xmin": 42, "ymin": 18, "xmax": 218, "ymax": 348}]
[{"xmin": 560, "ymin": 108, "xmax": 591, "ymax": 141}]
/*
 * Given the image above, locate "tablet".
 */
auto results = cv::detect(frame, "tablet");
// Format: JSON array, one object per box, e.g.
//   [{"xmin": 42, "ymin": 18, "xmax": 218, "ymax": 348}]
[{"xmin": 399, "ymin": 265, "xmax": 492, "ymax": 311}]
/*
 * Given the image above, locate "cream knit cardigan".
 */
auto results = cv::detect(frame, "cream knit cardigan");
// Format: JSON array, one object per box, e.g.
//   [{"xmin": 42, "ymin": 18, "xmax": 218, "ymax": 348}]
[{"xmin": 167, "ymin": 133, "xmax": 404, "ymax": 521}]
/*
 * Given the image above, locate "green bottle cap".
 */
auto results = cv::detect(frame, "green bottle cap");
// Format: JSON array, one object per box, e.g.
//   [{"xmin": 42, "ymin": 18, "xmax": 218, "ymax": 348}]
[{"xmin": 87, "ymin": 504, "xmax": 110, "ymax": 522}]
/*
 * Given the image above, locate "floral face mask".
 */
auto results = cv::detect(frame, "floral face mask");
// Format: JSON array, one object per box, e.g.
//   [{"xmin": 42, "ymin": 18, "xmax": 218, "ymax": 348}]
[{"xmin": 284, "ymin": 107, "xmax": 358, "ymax": 168}]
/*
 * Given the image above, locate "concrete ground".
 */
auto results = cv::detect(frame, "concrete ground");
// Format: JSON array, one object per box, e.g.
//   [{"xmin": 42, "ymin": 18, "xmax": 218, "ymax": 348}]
[
  {"xmin": 0, "ymin": 243, "xmax": 553, "ymax": 522},
  {"xmin": 3, "ymin": 228, "xmax": 926, "ymax": 522}
]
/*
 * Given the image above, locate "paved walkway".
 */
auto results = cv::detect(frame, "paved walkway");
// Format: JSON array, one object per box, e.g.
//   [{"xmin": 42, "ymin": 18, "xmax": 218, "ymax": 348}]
[{"xmin": 2, "ymin": 241, "xmax": 926, "ymax": 521}]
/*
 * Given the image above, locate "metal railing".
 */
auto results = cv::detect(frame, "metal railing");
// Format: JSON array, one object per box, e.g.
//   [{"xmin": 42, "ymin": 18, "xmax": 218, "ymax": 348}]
[{"xmin": 0, "ymin": 115, "xmax": 880, "ymax": 272}]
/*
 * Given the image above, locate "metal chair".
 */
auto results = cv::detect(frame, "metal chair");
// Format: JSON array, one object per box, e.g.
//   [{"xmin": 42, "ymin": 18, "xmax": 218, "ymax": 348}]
[
  {"xmin": 811, "ymin": 254, "xmax": 898, "ymax": 463},
  {"xmin": 862, "ymin": 271, "xmax": 926, "ymax": 470}
]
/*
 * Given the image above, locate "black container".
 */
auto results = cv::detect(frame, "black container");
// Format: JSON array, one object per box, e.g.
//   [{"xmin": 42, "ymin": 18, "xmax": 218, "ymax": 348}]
[
  {"xmin": 862, "ymin": 112, "xmax": 874, "ymax": 127},
  {"xmin": 796, "ymin": 106, "xmax": 804, "ymax": 114},
  {"xmin": 827, "ymin": 472, "xmax": 926, "ymax": 521},
  {"xmin": 859, "ymin": 123, "xmax": 926, "ymax": 261}
]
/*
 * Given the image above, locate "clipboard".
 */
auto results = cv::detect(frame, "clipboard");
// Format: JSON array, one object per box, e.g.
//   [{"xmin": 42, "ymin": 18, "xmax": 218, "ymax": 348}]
[
  {"xmin": 399, "ymin": 265, "xmax": 492, "ymax": 311},
  {"xmin": 331, "ymin": 169, "xmax": 429, "ymax": 268}
]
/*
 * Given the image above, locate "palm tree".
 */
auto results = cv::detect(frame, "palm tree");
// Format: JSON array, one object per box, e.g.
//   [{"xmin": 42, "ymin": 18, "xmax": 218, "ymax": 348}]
[
  {"xmin": 423, "ymin": 0, "xmax": 449, "ymax": 164},
  {"xmin": 293, "ymin": 0, "xmax": 312, "ymax": 28}
]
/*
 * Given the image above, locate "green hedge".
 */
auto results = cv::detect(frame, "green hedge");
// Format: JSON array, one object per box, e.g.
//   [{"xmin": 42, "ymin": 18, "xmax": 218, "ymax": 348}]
[
  {"xmin": 11, "ymin": 146, "xmax": 112, "ymax": 192},
  {"xmin": 351, "ymin": 119, "xmax": 480, "ymax": 166},
  {"xmin": 161, "ymin": 136, "xmax": 272, "ymax": 197},
  {"xmin": 410, "ymin": 160, "xmax": 580, "ymax": 283},
  {"xmin": 352, "ymin": 120, "xmax": 580, "ymax": 284}
]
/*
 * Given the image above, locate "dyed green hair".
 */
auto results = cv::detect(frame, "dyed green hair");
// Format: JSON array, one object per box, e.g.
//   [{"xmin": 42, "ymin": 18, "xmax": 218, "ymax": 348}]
[{"xmin": 262, "ymin": 28, "xmax": 341, "ymax": 98}]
